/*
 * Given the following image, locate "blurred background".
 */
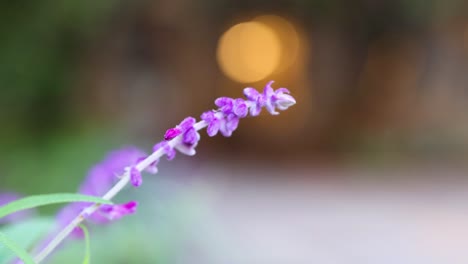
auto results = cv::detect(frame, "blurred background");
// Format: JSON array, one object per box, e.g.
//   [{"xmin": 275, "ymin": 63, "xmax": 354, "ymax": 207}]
[{"xmin": 1, "ymin": 0, "xmax": 468, "ymax": 263}]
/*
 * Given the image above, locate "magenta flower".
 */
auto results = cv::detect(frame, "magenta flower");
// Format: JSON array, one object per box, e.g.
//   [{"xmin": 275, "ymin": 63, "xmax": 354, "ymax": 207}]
[{"xmin": 164, "ymin": 128, "xmax": 182, "ymax": 141}]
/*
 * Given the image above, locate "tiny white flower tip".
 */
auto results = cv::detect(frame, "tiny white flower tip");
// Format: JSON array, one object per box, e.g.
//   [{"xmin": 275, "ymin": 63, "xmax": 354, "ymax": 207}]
[
  {"xmin": 276, "ymin": 94, "xmax": 296, "ymax": 109},
  {"xmin": 175, "ymin": 144, "xmax": 196, "ymax": 156}
]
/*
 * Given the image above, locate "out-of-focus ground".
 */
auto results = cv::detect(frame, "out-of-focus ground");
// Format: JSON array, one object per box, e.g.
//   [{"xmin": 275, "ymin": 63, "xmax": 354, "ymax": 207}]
[{"xmin": 48, "ymin": 160, "xmax": 468, "ymax": 264}]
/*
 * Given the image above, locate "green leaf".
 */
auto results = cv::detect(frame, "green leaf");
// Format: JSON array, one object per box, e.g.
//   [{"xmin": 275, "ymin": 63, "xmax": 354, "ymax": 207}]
[
  {"xmin": 0, "ymin": 217, "xmax": 55, "ymax": 263},
  {"xmin": 0, "ymin": 231, "xmax": 35, "ymax": 264},
  {"xmin": 79, "ymin": 224, "xmax": 90, "ymax": 264},
  {"xmin": 0, "ymin": 193, "xmax": 112, "ymax": 219}
]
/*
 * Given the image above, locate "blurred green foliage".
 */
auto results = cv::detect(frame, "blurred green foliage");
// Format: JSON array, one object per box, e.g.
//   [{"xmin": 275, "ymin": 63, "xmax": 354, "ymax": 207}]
[
  {"xmin": 0, "ymin": 0, "xmax": 118, "ymax": 136},
  {"xmin": 0, "ymin": 0, "xmax": 125, "ymax": 210},
  {"xmin": 0, "ymin": 217, "xmax": 54, "ymax": 263},
  {"xmin": 1, "ymin": 128, "xmax": 121, "ymax": 214}
]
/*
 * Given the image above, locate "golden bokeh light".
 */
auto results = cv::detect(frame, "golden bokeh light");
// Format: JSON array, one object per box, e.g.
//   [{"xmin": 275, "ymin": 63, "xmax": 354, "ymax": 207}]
[
  {"xmin": 253, "ymin": 15, "xmax": 300, "ymax": 74},
  {"xmin": 217, "ymin": 21, "xmax": 281, "ymax": 83}
]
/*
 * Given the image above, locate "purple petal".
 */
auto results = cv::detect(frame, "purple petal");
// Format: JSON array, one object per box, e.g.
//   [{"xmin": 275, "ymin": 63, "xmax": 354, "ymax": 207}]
[
  {"xmin": 101, "ymin": 201, "xmax": 138, "ymax": 220},
  {"xmin": 56, "ymin": 203, "xmax": 87, "ymax": 237},
  {"xmin": 225, "ymin": 114, "xmax": 240, "ymax": 133},
  {"xmin": 79, "ymin": 147, "xmax": 146, "ymax": 197},
  {"xmin": 215, "ymin": 97, "xmax": 234, "ymax": 114},
  {"xmin": 136, "ymin": 157, "xmax": 146, "ymax": 164},
  {"xmin": 263, "ymin": 80, "xmax": 275, "ymax": 98},
  {"xmin": 243, "ymin": 87, "xmax": 261, "ymax": 101},
  {"xmin": 165, "ymin": 147, "xmax": 176, "ymax": 160},
  {"xmin": 164, "ymin": 128, "xmax": 182, "ymax": 140},
  {"xmin": 249, "ymin": 97, "xmax": 264, "ymax": 116},
  {"xmin": 179, "ymin": 117, "xmax": 196, "ymax": 131},
  {"xmin": 183, "ymin": 127, "xmax": 199, "ymax": 145},
  {"xmin": 130, "ymin": 167, "xmax": 142, "ymax": 187},
  {"xmin": 265, "ymin": 99, "xmax": 278, "ymax": 115},
  {"xmin": 219, "ymin": 114, "xmax": 239, "ymax": 137},
  {"xmin": 262, "ymin": 84, "xmax": 296, "ymax": 115},
  {"xmin": 276, "ymin": 87, "xmax": 290, "ymax": 94},
  {"xmin": 201, "ymin": 111, "xmax": 216, "ymax": 122},
  {"xmin": 53, "ymin": 147, "xmax": 145, "ymax": 242},
  {"xmin": 233, "ymin": 98, "xmax": 248, "ymax": 118},
  {"xmin": 153, "ymin": 141, "xmax": 176, "ymax": 160},
  {"xmin": 206, "ymin": 118, "xmax": 220, "ymax": 136},
  {"xmin": 70, "ymin": 147, "xmax": 146, "ymax": 223}
]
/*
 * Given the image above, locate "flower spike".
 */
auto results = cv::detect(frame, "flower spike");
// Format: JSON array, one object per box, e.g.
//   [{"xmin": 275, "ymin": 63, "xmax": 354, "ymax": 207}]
[{"xmin": 36, "ymin": 81, "xmax": 295, "ymax": 263}]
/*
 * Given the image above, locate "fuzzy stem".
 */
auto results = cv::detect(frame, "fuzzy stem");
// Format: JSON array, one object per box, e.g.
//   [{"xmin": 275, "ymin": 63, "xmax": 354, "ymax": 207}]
[{"xmin": 33, "ymin": 121, "xmax": 208, "ymax": 263}]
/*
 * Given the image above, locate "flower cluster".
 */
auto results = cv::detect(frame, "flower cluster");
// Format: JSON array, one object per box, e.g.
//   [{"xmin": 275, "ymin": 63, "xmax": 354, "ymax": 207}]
[
  {"xmin": 54, "ymin": 81, "xmax": 295, "ymax": 239},
  {"xmin": 162, "ymin": 117, "xmax": 201, "ymax": 156},
  {"xmin": 201, "ymin": 80, "xmax": 296, "ymax": 137}
]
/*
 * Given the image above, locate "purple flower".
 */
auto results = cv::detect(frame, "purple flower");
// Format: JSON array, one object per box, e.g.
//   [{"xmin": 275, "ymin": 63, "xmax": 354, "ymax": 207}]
[
  {"xmin": 201, "ymin": 81, "xmax": 295, "ymax": 138},
  {"xmin": 164, "ymin": 117, "xmax": 196, "ymax": 141},
  {"xmin": 153, "ymin": 141, "xmax": 176, "ymax": 160},
  {"xmin": 166, "ymin": 117, "xmax": 201, "ymax": 156},
  {"xmin": 55, "ymin": 204, "xmax": 84, "ymax": 238},
  {"xmin": 262, "ymin": 81, "xmax": 296, "ymax": 115},
  {"xmin": 100, "ymin": 201, "xmax": 138, "ymax": 220},
  {"xmin": 215, "ymin": 97, "xmax": 234, "ymax": 114},
  {"xmin": 175, "ymin": 126, "xmax": 201, "ymax": 156},
  {"xmin": 219, "ymin": 113, "xmax": 239, "ymax": 137},
  {"xmin": 178, "ymin": 117, "xmax": 196, "ymax": 131},
  {"xmin": 243, "ymin": 87, "xmax": 265, "ymax": 116},
  {"xmin": 130, "ymin": 167, "xmax": 142, "ymax": 187},
  {"xmin": 55, "ymin": 201, "xmax": 138, "ymax": 239},
  {"xmin": 49, "ymin": 81, "xmax": 295, "ymax": 246},
  {"xmin": 137, "ymin": 156, "xmax": 159, "ymax": 174},
  {"xmin": 138, "ymin": 141, "xmax": 177, "ymax": 182},
  {"xmin": 78, "ymin": 147, "xmax": 146, "ymax": 196},
  {"xmin": 0, "ymin": 192, "xmax": 35, "ymax": 224},
  {"xmin": 164, "ymin": 128, "xmax": 181, "ymax": 140},
  {"xmin": 273, "ymin": 88, "xmax": 296, "ymax": 110},
  {"xmin": 233, "ymin": 98, "xmax": 248, "ymax": 118},
  {"xmin": 201, "ymin": 111, "xmax": 220, "ymax": 137},
  {"xmin": 243, "ymin": 81, "xmax": 296, "ymax": 116},
  {"xmin": 201, "ymin": 111, "xmax": 239, "ymax": 137},
  {"xmin": 56, "ymin": 146, "xmax": 145, "ymax": 238}
]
